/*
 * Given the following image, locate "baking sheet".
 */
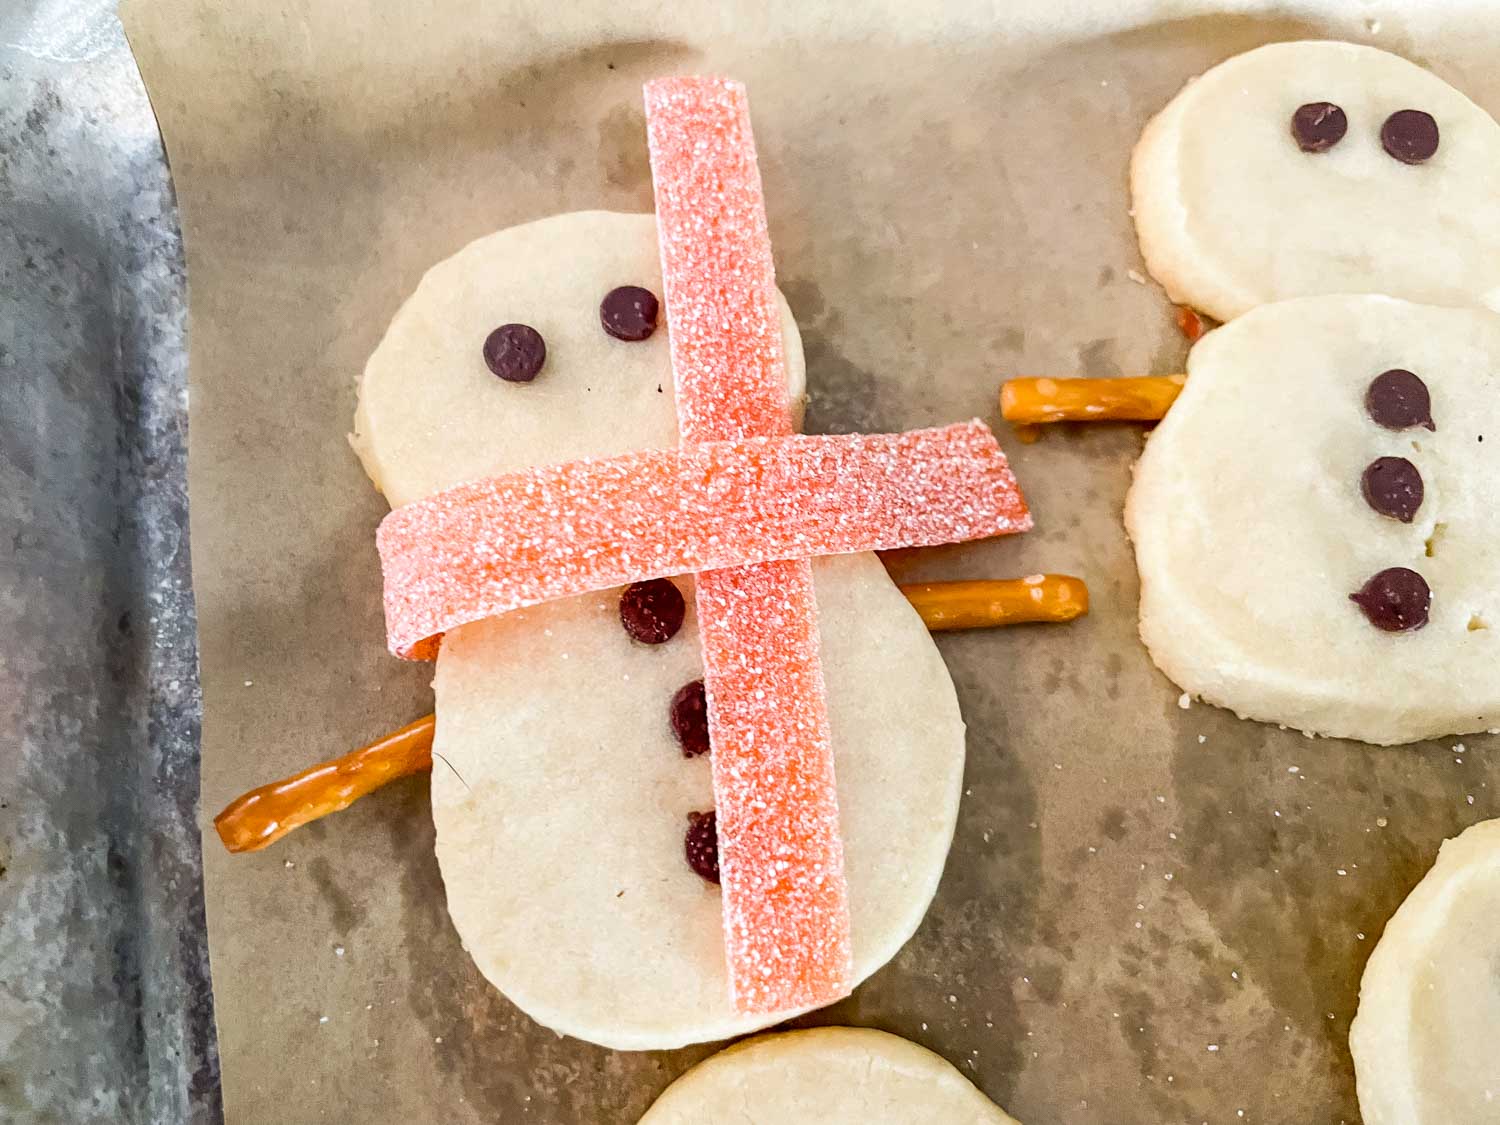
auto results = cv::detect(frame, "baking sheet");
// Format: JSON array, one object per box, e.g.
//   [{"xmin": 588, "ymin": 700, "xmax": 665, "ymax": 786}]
[
  {"xmin": 120, "ymin": 2, "xmax": 1500, "ymax": 1121},
  {"xmin": 0, "ymin": 2, "xmax": 219, "ymax": 1120}
]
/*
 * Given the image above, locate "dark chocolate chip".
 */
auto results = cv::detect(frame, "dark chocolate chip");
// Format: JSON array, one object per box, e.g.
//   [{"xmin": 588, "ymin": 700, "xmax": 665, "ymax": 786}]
[
  {"xmin": 684, "ymin": 810, "xmax": 720, "ymax": 884},
  {"xmin": 600, "ymin": 285, "xmax": 660, "ymax": 342},
  {"xmin": 1365, "ymin": 369, "xmax": 1435, "ymax": 431},
  {"xmin": 1361, "ymin": 456, "xmax": 1424, "ymax": 523},
  {"xmin": 670, "ymin": 679, "xmax": 711, "ymax": 758},
  {"xmin": 482, "ymin": 323, "xmax": 546, "ymax": 382},
  {"xmin": 1381, "ymin": 109, "xmax": 1440, "ymax": 164},
  {"xmin": 619, "ymin": 578, "xmax": 685, "ymax": 645},
  {"xmin": 1290, "ymin": 102, "xmax": 1348, "ymax": 152},
  {"xmin": 1350, "ymin": 567, "xmax": 1432, "ymax": 632}
]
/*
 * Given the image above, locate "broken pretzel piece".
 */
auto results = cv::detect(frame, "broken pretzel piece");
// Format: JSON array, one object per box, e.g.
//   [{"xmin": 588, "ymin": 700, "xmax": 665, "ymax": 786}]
[
  {"xmin": 214, "ymin": 576, "xmax": 1089, "ymax": 855},
  {"xmin": 1000, "ymin": 375, "xmax": 1186, "ymax": 424}
]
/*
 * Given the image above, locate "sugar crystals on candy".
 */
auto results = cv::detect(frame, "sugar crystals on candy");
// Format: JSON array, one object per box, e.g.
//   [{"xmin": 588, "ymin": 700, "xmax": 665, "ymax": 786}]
[
  {"xmin": 375, "ymin": 72, "xmax": 1034, "ymax": 1018},
  {"xmin": 647, "ymin": 74, "xmax": 848, "ymax": 1014},
  {"xmin": 377, "ymin": 423, "xmax": 1028, "ymax": 660}
]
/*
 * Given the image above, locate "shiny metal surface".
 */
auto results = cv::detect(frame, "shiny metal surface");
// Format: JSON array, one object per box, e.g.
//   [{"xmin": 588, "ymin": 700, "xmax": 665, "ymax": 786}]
[{"xmin": 0, "ymin": 1, "xmax": 219, "ymax": 1120}]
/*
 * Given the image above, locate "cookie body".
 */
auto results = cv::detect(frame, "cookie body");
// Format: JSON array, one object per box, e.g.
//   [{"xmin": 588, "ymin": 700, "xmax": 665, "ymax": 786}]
[{"xmin": 1126, "ymin": 295, "xmax": 1500, "ymax": 745}]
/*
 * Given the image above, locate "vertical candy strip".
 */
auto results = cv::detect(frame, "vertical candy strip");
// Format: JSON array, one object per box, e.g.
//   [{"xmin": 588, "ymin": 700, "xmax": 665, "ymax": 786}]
[
  {"xmin": 645, "ymin": 76, "xmax": 854, "ymax": 1013},
  {"xmin": 644, "ymin": 77, "xmax": 795, "ymax": 443}
]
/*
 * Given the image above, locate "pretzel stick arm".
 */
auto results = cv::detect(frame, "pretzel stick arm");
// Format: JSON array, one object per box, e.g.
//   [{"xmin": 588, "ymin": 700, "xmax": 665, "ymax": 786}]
[
  {"xmin": 213, "ymin": 576, "xmax": 1089, "ymax": 854},
  {"xmin": 1000, "ymin": 376, "xmax": 1186, "ymax": 424},
  {"xmin": 903, "ymin": 575, "xmax": 1088, "ymax": 630},
  {"xmin": 213, "ymin": 714, "xmax": 435, "ymax": 853}
]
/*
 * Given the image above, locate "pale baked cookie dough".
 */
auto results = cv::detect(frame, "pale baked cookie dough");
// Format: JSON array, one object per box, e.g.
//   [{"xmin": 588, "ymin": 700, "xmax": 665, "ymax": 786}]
[
  {"xmin": 356, "ymin": 211, "xmax": 967, "ymax": 1049},
  {"xmin": 1350, "ymin": 818, "xmax": 1500, "ymax": 1124},
  {"xmin": 1131, "ymin": 41, "xmax": 1500, "ymax": 322},
  {"xmin": 637, "ymin": 1027, "xmax": 1021, "ymax": 1124},
  {"xmin": 1125, "ymin": 295, "xmax": 1500, "ymax": 745},
  {"xmin": 352, "ymin": 211, "xmax": 806, "ymax": 508}
]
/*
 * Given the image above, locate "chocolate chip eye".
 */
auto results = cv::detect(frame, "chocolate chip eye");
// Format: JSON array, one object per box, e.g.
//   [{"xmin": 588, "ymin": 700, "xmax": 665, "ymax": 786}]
[
  {"xmin": 619, "ymin": 578, "xmax": 686, "ymax": 645},
  {"xmin": 1350, "ymin": 567, "xmax": 1432, "ymax": 632},
  {"xmin": 1291, "ymin": 101, "xmax": 1348, "ymax": 152},
  {"xmin": 684, "ymin": 810, "xmax": 720, "ymax": 884},
  {"xmin": 600, "ymin": 285, "xmax": 660, "ymax": 341},
  {"xmin": 1365, "ymin": 369, "xmax": 1435, "ymax": 432},
  {"xmin": 1381, "ymin": 109, "xmax": 1440, "ymax": 164},
  {"xmin": 1361, "ymin": 456, "xmax": 1424, "ymax": 523},
  {"xmin": 482, "ymin": 323, "xmax": 546, "ymax": 382}
]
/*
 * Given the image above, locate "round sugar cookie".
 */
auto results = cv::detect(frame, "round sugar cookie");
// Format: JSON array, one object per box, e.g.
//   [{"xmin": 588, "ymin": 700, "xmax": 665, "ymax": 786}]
[
  {"xmin": 1131, "ymin": 41, "xmax": 1500, "ymax": 322},
  {"xmin": 1350, "ymin": 818, "xmax": 1500, "ymax": 1124},
  {"xmin": 637, "ymin": 1027, "xmax": 1021, "ymax": 1124},
  {"xmin": 1125, "ymin": 295, "xmax": 1500, "ymax": 745},
  {"xmin": 355, "ymin": 211, "xmax": 968, "ymax": 1049},
  {"xmin": 352, "ymin": 211, "xmax": 806, "ymax": 508}
]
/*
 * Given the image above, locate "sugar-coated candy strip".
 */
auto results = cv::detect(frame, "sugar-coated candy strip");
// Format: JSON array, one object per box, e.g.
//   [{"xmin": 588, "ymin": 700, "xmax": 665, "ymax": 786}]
[
  {"xmin": 378, "ymin": 422, "xmax": 1030, "ymax": 661},
  {"xmin": 692, "ymin": 558, "xmax": 846, "ymax": 1011},
  {"xmin": 644, "ymin": 76, "xmax": 792, "ymax": 445},
  {"xmin": 646, "ymin": 75, "xmax": 851, "ymax": 1014}
]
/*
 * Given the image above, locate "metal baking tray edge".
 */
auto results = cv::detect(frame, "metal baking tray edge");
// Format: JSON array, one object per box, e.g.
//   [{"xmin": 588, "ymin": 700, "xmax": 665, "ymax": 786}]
[{"xmin": 0, "ymin": 2, "xmax": 220, "ymax": 1121}]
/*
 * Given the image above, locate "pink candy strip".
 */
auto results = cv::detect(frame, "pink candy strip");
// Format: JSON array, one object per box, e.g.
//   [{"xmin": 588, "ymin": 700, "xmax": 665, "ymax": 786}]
[
  {"xmin": 378, "ymin": 422, "xmax": 1029, "ymax": 661},
  {"xmin": 647, "ymin": 76, "xmax": 849, "ymax": 1014},
  {"xmin": 644, "ymin": 78, "xmax": 794, "ymax": 445},
  {"xmin": 690, "ymin": 556, "xmax": 843, "ymax": 1012}
]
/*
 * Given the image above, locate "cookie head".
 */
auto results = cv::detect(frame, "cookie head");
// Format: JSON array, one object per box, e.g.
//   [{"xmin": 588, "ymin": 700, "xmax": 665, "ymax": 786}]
[
  {"xmin": 1131, "ymin": 41, "xmax": 1500, "ymax": 321},
  {"xmin": 352, "ymin": 210, "xmax": 806, "ymax": 508}
]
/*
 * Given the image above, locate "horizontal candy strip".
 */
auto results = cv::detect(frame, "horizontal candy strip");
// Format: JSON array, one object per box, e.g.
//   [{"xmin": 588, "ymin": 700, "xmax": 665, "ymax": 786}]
[{"xmin": 378, "ymin": 420, "xmax": 1030, "ymax": 660}]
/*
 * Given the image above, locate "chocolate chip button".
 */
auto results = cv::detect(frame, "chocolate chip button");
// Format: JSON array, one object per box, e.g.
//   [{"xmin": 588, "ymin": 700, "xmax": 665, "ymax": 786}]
[
  {"xmin": 1362, "ymin": 457, "xmax": 1424, "ymax": 523},
  {"xmin": 670, "ymin": 679, "xmax": 711, "ymax": 758},
  {"xmin": 1350, "ymin": 567, "xmax": 1432, "ymax": 632},
  {"xmin": 684, "ymin": 810, "xmax": 720, "ymax": 884},
  {"xmin": 600, "ymin": 285, "xmax": 660, "ymax": 342},
  {"xmin": 1290, "ymin": 102, "xmax": 1348, "ymax": 152},
  {"xmin": 619, "ymin": 578, "xmax": 686, "ymax": 645},
  {"xmin": 1381, "ymin": 109, "xmax": 1440, "ymax": 164},
  {"xmin": 482, "ymin": 323, "xmax": 546, "ymax": 382},
  {"xmin": 1365, "ymin": 369, "xmax": 1435, "ymax": 432}
]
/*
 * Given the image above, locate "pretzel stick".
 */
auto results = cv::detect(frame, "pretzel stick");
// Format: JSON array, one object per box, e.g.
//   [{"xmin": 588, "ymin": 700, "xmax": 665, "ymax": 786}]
[
  {"xmin": 1176, "ymin": 306, "xmax": 1210, "ymax": 343},
  {"xmin": 214, "ymin": 576, "xmax": 1089, "ymax": 854},
  {"xmin": 213, "ymin": 714, "xmax": 435, "ymax": 854},
  {"xmin": 1000, "ymin": 375, "xmax": 1186, "ymax": 424},
  {"xmin": 903, "ymin": 574, "xmax": 1087, "ymax": 630}
]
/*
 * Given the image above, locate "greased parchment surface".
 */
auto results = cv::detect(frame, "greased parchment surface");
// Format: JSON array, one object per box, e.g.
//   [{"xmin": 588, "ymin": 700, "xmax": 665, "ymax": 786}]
[{"xmin": 120, "ymin": 2, "xmax": 1500, "ymax": 1120}]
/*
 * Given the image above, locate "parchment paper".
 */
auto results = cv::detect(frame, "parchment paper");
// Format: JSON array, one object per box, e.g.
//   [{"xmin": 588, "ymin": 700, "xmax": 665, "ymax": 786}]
[{"xmin": 120, "ymin": 2, "xmax": 1500, "ymax": 1121}]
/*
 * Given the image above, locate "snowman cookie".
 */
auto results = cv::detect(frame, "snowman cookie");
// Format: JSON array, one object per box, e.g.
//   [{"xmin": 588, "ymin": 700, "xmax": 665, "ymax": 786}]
[
  {"xmin": 353, "ymin": 210, "xmax": 982, "ymax": 1049},
  {"xmin": 1350, "ymin": 818, "xmax": 1500, "ymax": 1124},
  {"xmin": 1125, "ymin": 294, "xmax": 1500, "ymax": 745},
  {"xmin": 637, "ymin": 1027, "xmax": 1022, "ymax": 1124},
  {"xmin": 1131, "ymin": 41, "xmax": 1500, "ymax": 321}
]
